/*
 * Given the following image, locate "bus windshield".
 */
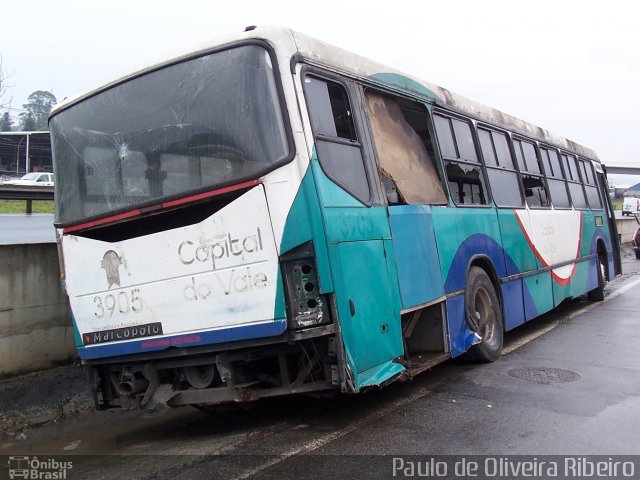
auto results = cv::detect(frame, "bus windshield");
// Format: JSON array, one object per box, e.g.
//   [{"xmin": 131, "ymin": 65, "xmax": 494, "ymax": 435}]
[{"xmin": 50, "ymin": 44, "xmax": 289, "ymax": 226}]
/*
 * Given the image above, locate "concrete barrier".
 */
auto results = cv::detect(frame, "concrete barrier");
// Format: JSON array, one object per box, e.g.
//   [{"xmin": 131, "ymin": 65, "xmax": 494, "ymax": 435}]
[
  {"xmin": 616, "ymin": 216, "xmax": 640, "ymax": 244},
  {"xmin": 0, "ymin": 243, "xmax": 75, "ymax": 377}
]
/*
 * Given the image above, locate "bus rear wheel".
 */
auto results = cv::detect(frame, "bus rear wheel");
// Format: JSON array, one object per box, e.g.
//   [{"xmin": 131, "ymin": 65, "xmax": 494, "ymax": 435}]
[
  {"xmin": 587, "ymin": 252, "xmax": 607, "ymax": 301},
  {"xmin": 465, "ymin": 267, "xmax": 503, "ymax": 363}
]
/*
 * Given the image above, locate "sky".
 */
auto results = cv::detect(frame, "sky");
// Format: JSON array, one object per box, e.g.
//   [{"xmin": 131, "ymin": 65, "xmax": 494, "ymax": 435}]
[{"xmin": 1, "ymin": 0, "xmax": 638, "ymax": 186}]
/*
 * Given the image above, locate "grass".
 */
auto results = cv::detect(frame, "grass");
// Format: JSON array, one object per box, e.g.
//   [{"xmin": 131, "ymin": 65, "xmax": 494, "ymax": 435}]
[
  {"xmin": 0, "ymin": 200, "xmax": 54, "ymax": 213},
  {"xmin": 54, "ymin": 400, "xmax": 65, "ymax": 422}
]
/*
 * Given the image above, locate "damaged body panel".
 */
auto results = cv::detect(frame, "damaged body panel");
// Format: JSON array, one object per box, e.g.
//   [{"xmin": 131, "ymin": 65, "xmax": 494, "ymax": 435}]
[{"xmin": 63, "ymin": 185, "xmax": 283, "ymax": 360}]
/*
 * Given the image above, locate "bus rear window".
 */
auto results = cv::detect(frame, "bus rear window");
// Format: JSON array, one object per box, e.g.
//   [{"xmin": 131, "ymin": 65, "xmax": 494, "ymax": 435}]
[{"xmin": 50, "ymin": 44, "xmax": 289, "ymax": 226}]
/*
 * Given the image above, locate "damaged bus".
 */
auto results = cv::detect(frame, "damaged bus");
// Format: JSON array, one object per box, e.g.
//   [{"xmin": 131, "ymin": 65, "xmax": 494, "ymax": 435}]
[{"xmin": 49, "ymin": 27, "xmax": 621, "ymax": 410}]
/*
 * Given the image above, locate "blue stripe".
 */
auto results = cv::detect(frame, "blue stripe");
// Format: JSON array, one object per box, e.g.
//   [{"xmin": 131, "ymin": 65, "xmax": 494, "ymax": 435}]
[{"xmin": 78, "ymin": 320, "xmax": 287, "ymax": 360}]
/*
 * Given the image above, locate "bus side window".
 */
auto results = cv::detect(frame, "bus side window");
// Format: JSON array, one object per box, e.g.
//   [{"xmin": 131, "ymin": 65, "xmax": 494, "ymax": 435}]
[
  {"xmin": 513, "ymin": 138, "xmax": 550, "ymax": 208},
  {"xmin": 433, "ymin": 113, "xmax": 489, "ymax": 206},
  {"xmin": 580, "ymin": 158, "xmax": 602, "ymax": 210},
  {"xmin": 364, "ymin": 90, "xmax": 447, "ymax": 205},
  {"xmin": 540, "ymin": 146, "xmax": 571, "ymax": 209},
  {"xmin": 477, "ymin": 127, "xmax": 523, "ymax": 208},
  {"xmin": 303, "ymin": 76, "xmax": 371, "ymax": 203},
  {"xmin": 562, "ymin": 153, "xmax": 588, "ymax": 209}
]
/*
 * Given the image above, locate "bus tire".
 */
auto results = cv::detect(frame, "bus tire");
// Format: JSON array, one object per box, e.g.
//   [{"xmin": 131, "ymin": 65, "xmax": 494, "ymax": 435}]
[
  {"xmin": 587, "ymin": 253, "xmax": 607, "ymax": 301},
  {"xmin": 464, "ymin": 266, "xmax": 503, "ymax": 363}
]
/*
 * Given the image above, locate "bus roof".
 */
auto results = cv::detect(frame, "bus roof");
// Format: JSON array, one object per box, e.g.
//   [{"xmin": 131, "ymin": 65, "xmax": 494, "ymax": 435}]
[{"xmin": 50, "ymin": 26, "xmax": 600, "ymax": 162}]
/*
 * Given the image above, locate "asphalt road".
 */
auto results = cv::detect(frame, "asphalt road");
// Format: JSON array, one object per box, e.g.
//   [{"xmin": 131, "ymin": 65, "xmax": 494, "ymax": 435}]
[{"xmin": 2, "ymin": 253, "xmax": 640, "ymax": 480}]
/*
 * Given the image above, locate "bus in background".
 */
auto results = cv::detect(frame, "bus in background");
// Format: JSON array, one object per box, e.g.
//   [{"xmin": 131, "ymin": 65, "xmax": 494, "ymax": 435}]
[{"xmin": 49, "ymin": 27, "xmax": 620, "ymax": 411}]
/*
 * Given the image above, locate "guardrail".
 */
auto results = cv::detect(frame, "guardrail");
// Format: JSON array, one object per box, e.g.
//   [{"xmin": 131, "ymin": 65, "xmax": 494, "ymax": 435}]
[{"xmin": 0, "ymin": 185, "xmax": 54, "ymax": 213}]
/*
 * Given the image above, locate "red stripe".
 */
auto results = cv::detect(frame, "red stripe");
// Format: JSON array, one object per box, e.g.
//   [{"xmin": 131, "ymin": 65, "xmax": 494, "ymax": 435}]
[
  {"xmin": 162, "ymin": 180, "xmax": 258, "ymax": 208},
  {"xmin": 63, "ymin": 180, "xmax": 259, "ymax": 234},
  {"xmin": 63, "ymin": 209, "xmax": 142, "ymax": 234},
  {"xmin": 549, "ymin": 214, "xmax": 582, "ymax": 286}
]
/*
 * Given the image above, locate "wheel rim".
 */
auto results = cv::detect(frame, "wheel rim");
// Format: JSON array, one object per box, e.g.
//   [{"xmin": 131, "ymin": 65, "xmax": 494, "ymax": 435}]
[
  {"xmin": 474, "ymin": 287, "xmax": 496, "ymax": 345},
  {"xmin": 600, "ymin": 257, "xmax": 607, "ymax": 286}
]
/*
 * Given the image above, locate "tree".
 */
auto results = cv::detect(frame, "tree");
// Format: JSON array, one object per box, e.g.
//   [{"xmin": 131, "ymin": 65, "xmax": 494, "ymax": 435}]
[
  {"xmin": 0, "ymin": 111, "xmax": 13, "ymax": 131},
  {"xmin": 20, "ymin": 90, "xmax": 57, "ymax": 131},
  {"xmin": 0, "ymin": 57, "xmax": 11, "ymax": 110},
  {"xmin": 21, "ymin": 113, "xmax": 36, "ymax": 131}
]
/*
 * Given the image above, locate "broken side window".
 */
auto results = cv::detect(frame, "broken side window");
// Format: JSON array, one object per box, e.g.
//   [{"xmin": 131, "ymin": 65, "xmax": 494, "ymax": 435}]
[
  {"xmin": 364, "ymin": 90, "xmax": 447, "ymax": 205},
  {"xmin": 304, "ymin": 76, "xmax": 370, "ymax": 203},
  {"xmin": 562, "ymin": 153, "xmax": 588, "ymax": 209},
  {"xmin": 433, "ymin": 113, "xmax": 489, "ymax": 206},
  {"xmin": 513, "ymin": 138, "xmax": 550, "ymax": 208},
  {"xmin": 540, "ymin": 146, "xmax": 571, "ymax": 209}
]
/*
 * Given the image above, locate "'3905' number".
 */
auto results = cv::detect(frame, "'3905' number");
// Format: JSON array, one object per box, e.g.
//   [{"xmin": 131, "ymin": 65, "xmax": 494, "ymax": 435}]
[{"xmin": 94, "ymin": 289, "xmax": 143, "ymax": 319}]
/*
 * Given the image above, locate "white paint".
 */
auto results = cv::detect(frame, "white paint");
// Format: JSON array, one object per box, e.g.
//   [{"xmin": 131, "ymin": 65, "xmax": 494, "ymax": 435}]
[
  {"xmin": 63, "ymin": 186, "xmax": 282, "ymax": 339},
  {"xmin": 515, "ymin": 208, "xmax": 582, "ymax": 281}
]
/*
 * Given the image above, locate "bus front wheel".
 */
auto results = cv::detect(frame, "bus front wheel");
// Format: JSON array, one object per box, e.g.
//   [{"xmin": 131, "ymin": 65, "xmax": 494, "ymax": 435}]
[{"xmin": 465, "ymin": 267, "xmax": 503, "ymax": 363}]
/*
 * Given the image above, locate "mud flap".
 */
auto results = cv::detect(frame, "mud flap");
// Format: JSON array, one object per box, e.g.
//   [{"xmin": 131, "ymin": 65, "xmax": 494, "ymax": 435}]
[{"xmin": 446, "ymin": 295, "xmax": 479, "ymax": 357}]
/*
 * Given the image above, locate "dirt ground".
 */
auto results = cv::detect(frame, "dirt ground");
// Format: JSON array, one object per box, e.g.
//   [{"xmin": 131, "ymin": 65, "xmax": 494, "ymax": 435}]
[{"xmin": 0, "ymin": 363, "xmax": 92, "ymax": 436}]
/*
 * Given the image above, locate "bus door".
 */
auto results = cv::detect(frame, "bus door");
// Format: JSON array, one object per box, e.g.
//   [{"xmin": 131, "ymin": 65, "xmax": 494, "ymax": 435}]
[
  {"xmin": 362, "ymin": 89, "xmax": 451, "ymax": 363},
  {"xmin": 301, "ymin": 73, "xmax": 405, "ymax": 386},
  {"xmin": 599, "ymin": 166, "xmax": 621, "ymax": 277}
]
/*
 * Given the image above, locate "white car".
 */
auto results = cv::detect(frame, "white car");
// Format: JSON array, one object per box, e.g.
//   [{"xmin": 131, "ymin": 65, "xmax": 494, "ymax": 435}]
[{"xmin": 2, "ymin": 172, "xmax": 54, "ymax": 186}]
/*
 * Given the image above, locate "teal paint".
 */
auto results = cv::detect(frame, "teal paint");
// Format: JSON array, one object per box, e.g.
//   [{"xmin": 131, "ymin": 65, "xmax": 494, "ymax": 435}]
[
  {"xmin": 497, "ymin": 210, "xmax": 538, "ymax": 274},
  {"xmin": 279, "ymin": 160, "xmax": 334, "ymax": 293},
  {"xmin": 71, "ymin": 311, "xmax": 83, "ymax": 347},
  {"xmin": 580, "ymin": 210, "xmax": 595, "ymax": 257},
  {"xmin": 429, "ymin": 207, "xmax": 608, "ymax": 318},
  {"xmin": 356, "ymin": 360, "xmax": 405, "ymax": 390},
  {"xmin": 323, "ymin": 206, "xmax": 391, "ymax": 243},
  {"xmin": 523, "ymin": 273, "xmax": 554, "ymax": 320},
  {"xmin": 277, "ymin": 152, "xmax": 405, "ymax": 388},
  {"xmin": 272, "ymin": 269, "xmax": 287, "ymax": 323},
  {"xmin": 368, "ymin": 73, "xmax": 439, "ymax": 102},
  {"xmin": 552, "ymin": 260, "xmax": 589, "ymax": 307},
  {"xmin": 309, "ymin": 152, "xmax": 405, "ymax": 385},
  {"xmin": 332, "ymin": 240, "xmax": 404, "ymax": 374},
  {"xmin": 275, "ymin": 156, "xmax": 335, "ymax": 322}
]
